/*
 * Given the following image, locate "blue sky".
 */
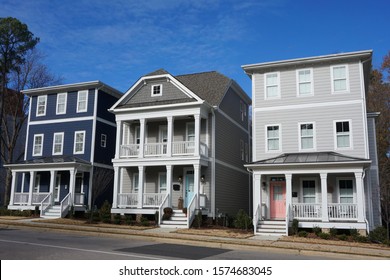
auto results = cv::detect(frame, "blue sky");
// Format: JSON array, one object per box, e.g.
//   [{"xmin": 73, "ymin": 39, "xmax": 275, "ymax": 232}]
[{"xmin": 1, "ymin": 0, "xmax": 389, "ymax": 95}]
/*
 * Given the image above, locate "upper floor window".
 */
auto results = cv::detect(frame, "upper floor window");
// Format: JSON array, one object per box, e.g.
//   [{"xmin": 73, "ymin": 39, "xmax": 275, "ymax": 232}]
[
  {"xmin": 299, "ymin": 123, "xmax": 315, "ymax": 150},
  {"xmin": 240, "ymin": 100, "xmax": 247, "ymax": 122},
  {"xmin": 74, "ymin": 131, "xmax": 86, "ymax": 154},
  {"xmin": 266, "ymin": 125, "xmax": 280, "ymax": 151},
  {"xmin": 52, "ymin": 132, "xmax": 64, "ymax": 155},
  {"xmin": 331, "ymin": 65, "xmax": 349, "ymax": 93},
  {"xmin": 101, "ymin": 134, "xmax": 107, "ymax": 148},
  {"xmin": 335, "ymin": 121, "xmax": 351, "ymax": 149},
  {"xmin": 265, "ymin": 72, "xmax": 280, "ymax": 99},
  {"xmin": 56, "ymin": 93, "xmax": 67, "ymax": 115},
  {"xmin": 33, "ymin": 134, "xmax": 44, "ymax": 156},
  {"xmin": 151, "ymin": 84, "xmax": 162, "ymax": 96},
  {"xmin": 297, "ymin": 69, "xmax": 313, "ymax": 96},
  {"xmin": 77, "ymin": 90, "xmax": 88, "ymax": 113},
  {"xmin": 36, "ymin": 95, "xmax": 47, "ymax": 116}
]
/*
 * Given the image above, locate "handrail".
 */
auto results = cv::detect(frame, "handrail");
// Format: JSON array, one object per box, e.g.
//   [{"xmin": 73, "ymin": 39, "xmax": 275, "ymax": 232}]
[
  {"xmin": 253, "ymin": 204, "xmax": 260, "ymax": 233},
  {"xmin": 286, "ymin": 204, "xmax": 291, "ymax": 236},
  {"xmin": 60, "ymin": 193, "xmax": 72, "ymax": 218},
  {"xmin": 158, "ymin": 193, "xmax": 169, "ymax": 225},
  {"xmin": 186, "ymin": 194, "xmax": 197, "ymax": 228},
  {"xmin": 40, "ymin": 193, "xmax": 52, "ymax": 217}
]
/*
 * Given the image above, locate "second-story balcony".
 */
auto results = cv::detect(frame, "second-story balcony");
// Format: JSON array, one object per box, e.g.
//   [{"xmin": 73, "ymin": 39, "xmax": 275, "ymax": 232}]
[{"xmin": 120, "ymin": 141, "xmax": 208, "ymax": 158}]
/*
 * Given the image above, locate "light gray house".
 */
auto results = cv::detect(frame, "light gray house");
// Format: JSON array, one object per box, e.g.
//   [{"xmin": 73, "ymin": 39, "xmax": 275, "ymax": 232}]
[
  {"xmin": 243, "ymin": 50, "xmax": 381, "ymax": 236},
  {"xmin": 110, "ymin": 69, "xmax": 251, "ymax": 228}
]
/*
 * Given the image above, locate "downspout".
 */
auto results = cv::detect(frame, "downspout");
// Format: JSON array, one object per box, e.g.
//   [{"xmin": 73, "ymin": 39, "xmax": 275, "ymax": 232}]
[
  {"xmin": 362, "ymin": 167, "xmax": 371, "ymax": 234},
  {"xmin": 211, "ymin": 107, "xmax": 216, "ymax": 220}
]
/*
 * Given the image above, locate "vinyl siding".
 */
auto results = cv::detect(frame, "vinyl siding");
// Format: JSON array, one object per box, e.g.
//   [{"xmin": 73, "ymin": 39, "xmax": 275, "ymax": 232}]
[
  {"xmin": 94, "ymin": 121, "xmax": 116, "ymax": 165},
  {"xmin": 219, "ymin": 87, "xmax": 249, "ymax": 129},
  {"xmin": 97, "ymin": 90, "xmax": 120, "ymax": 122}
]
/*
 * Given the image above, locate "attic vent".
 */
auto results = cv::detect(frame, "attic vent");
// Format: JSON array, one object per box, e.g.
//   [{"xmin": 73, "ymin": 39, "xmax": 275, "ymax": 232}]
[{"xmin": 151, "ymin": 84, "xmax": 162, "ymax": 96}]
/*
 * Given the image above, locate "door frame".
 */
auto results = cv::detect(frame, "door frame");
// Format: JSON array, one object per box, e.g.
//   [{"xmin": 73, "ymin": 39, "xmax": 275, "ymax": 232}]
[
  {"xmin": 183, "ymin": 168, "xmax": 195, "ymax": 207},
  {"xmin": 269, "ymin": 178, "xmax": 286, "ymax": 220}
]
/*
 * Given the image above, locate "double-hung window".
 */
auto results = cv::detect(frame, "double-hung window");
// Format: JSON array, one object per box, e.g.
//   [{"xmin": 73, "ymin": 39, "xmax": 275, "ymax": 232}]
[
  {"xmin": 56, "ymin": 93, "xmax": 67, "ymax": 114},
  {"xmin": 159, "ymin": 172, "xmax": 167, "ymax": 193},
  {"xmin": 36, "ymin": 95, "xmax": 47, "ymax": 116},
  {"xmin": 77, "ymin": 90, "xmax": 88, "ymax": 112},
  {"xmin": 297, "ymin": 69, "xmax": 313, "ymax": 96},
  {"xmin": 266, "ymin": 125, "xmax": 280, "ymax": 151},
  {"xmin": 101, "ymin": 134, "xmax": 107, "ymax": 148},
  {"xmin": 302, "ymin": 180, "xmax": 316, "ymax": 203},
  {"xmin": 33, "ymin": 134, "xmax": 44, "ymax": 156},
  {"xmin": 339, "ymin": 179, "xmax": 353, "ymax": 203},
  {"xmin": 300, "ymin": 123, "xmax": 315, "ymax": 150},
  {"xmin": 74, "ymin": 131, "xmax": 86, "ymax": 154},
  {"xmin": 331, "ymin": 65, "xmax": 349, "ymax": 93},
  {"xmin": 335, "ymin": 121, "xmax": 351, "ymax": 148},
  {"xmin": 52, "ymin": 132, "xmax": 64, "ymax": 155},
  {"xmin": 240, "ymin": 100, "xmax": 247, "ymax": 122},
  {"xmin": 265, "ymin": 72, "xmax": 280, "ymax": 99}
]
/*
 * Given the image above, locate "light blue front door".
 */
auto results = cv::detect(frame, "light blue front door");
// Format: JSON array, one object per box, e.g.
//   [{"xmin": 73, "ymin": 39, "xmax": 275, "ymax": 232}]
[{"xmin": 184, "ymin": 171, "xmax": 194, "ymax": 207}]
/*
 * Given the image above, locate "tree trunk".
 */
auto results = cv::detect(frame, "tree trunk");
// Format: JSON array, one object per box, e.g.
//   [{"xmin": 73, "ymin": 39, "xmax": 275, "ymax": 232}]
[{"xmin": 4, "ymin": 168, "xmax": 12, "ymax": 206}]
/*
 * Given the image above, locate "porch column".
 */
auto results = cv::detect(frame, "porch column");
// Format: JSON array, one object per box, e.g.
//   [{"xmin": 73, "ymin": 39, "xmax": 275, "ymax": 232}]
[
  {"xmin": 285, "ymin": 173, "xmax": 292, "ymax": 221},
  {"xmin": 115, "ymin": 120, "xmax": 122, "ymax": 158},
  {"xmin": 49, "ymin": 170, "xmax": 57, "ymax": 204},
  {"xmin": 194, "ymin": 164, "xmax": 200, "ymax": 208},
  {"xmin": 112, "ymin": 166, "xmax": 119, "ymax": 208},
  {"xmin": 139, "ymin": 118, "xmax": 146, "ymax": 158},
  {"xmin": 194, "ymin": 114, "xmax": 200, "ymax": 156},
  {"xmin": 137, "ymin": 166, "xmax": 145, "ymax": 208},
  {"xmin": 167, "ymin": 116, "xmax": 173, "ymax": 157},
  {"xmin": 28, "ymin": 171, "xmax": 36, "ymax": 206},
  {"xmin": 88, "ymin": 167, "xmax": 93, "ymax": 208},
  {"xmin": 69, "ymin": 169, "xmax": 76, "ymax": 206},
  {"xmin": 355, "ymin": 172, "xmax": 365, "ymax": 223},
  {"xmin": 253, "ymin": 173, "xmax": 262, "ymax": 219},
  {"xmin": 9, "ymin": 171, "xmax": 18, "ymax": 205},
  {"xmin": 166, "ymin": 165, "xmax": 172, "ymax": 206},
  {"xmin": 320, "ymin": 173, "xmax": 329, "ymax": 222}
]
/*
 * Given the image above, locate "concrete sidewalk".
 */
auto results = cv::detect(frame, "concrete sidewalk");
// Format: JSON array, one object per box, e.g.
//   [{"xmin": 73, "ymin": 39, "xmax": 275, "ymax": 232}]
[{"xmin": 1, "ymin": 217, "xmax": 389, "ymax": 259}]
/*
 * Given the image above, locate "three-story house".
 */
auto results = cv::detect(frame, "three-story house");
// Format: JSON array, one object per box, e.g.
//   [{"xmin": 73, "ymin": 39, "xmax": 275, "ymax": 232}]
[
  {"xmin": 110, "ymin": 69, "xmax": 251, "ymax": 228},
  {"xmin": 6, "ymin": 81, "xmax": 122, "ymax": 218},
  {"xmin": 243, "ymin": 50, "xmax": 381, "ymax": 236}
]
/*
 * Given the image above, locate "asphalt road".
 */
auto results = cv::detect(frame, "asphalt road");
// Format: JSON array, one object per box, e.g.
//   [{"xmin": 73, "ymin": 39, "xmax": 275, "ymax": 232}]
[{"xmin": 0, "ymin": 226, "xmax": 338, "ymax": 260}]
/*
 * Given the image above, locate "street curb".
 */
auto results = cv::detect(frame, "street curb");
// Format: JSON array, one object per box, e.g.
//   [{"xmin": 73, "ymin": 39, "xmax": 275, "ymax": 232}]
[{"xmin": 1, "ymin": 219, "xmax": 389, "ymax": 259}]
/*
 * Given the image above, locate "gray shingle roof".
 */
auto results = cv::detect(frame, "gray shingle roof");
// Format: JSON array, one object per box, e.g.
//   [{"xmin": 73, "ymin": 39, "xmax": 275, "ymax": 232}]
[{"xmin": 13, "ymin": 156, "xmax": 91, "ymax": 166}]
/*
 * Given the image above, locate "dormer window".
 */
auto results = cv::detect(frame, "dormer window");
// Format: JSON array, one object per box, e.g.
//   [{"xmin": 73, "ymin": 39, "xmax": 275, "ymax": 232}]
[{"xmin": 151, "ymin": 84, "xmax": 162, "ymax": 96}]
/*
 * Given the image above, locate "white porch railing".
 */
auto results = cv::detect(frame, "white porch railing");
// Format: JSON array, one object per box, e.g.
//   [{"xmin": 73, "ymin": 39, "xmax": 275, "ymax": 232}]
[
  {"xmin": 120, "ymin": 144, "xmax": 139, "ymax": 157},
  {"xmin": 328, "ymin": 203, "xmax": 357, "ymax": 220},
  {"xmin": 145, "ymin": 143, "xmax": 167, "ymax": 156},
  {"xmin": 159, "ymin": 194, "xmax": 170, "ymax": 225},
  {"xmin": 33, "ymin": 192, "xmax": 50, "ymax": 204},
  {"xmin": 187, "ymin": 194, "xmax": 197, "ymax": 228},
  {"xmin": 117, "ymin": 193, "xmax": 138, "ymax": 208},
  {"xmin": 292, "ymin": 203, "xmax": 322, "ymax": 219},
  {"xmin": 13, "ymin": 193, "xmax": 29, "ymax": 205},
  {"xmin": 172, "ymin": 141, "xmax": 195, "ymax": 155},
  {"xmin": 60, "ymin": 193, "xmax": 71, "ymax": 218},
  {"xmin": 40, "ymin": 193, "xmax": 52, "ymax": 217},
  {"xmin": 143, "ymin": 193, "xmax": 166, "ymax": 207},
  {"xmin": 74, "ymin": 193, "xmax": 85, "ymax": 205}
]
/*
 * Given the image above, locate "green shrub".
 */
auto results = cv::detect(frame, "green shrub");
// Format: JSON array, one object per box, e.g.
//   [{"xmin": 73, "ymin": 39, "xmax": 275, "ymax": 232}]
[
  {"xmin": 318, "ymin": 232, "xmax": 330, "ymax": 240},
  {"xmin": 124, "ymin": 214, "xmax": 133, "ymax": 225},
  {"xmin": 140, "ymin": 217, "xmax": 150, "ymax": 226},
  {"xmin": 313, "ymin": 226, "xmax": 322, "ymax": 236},
  {"xmin": 99, "ymin": 201, "xmax": 111, "ymax": 223},
  {"xmin": 349, "ymin": 228, "xmax": 359, "ymax": 237},
  {"xmin": 113, "ymin": 214, "xmax": 122, "ymax": 224},
  {"xmin": 338, "ymin": 234, "xmax": 348, "ymax": 241},
  {"xmin": 291, "ymin": 219, "xmax": 299, "ymax": 235},
  {"xmin": 298, "ymin": 231, "xmax": 308, "ymax": 237},
  {"xmin": 368, "ymin": 227, "xmax": 389, "ymax": 244},
  {"xmin": 193, "ymin": 210, "xmax": 203, "ymax": 228},
  {"xmin": 233, "ymin": 209, "xmax": 252, "ymax": 230},
  {"xmin": 354, "ymin": 235, "xmax": 369, "ymax": 243},
  {"xmin": 329, "ymin": 227, "xmax": 338, "ymax": 237},
  {"xmin": 34, "ymin": 206, "xmax": 40, "ymax": 216}
]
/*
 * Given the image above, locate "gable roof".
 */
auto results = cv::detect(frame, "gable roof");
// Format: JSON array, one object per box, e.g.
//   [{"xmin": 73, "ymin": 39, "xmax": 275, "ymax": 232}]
[{"xmin": 112, "ymin": 69, "xmax": 246, "ymax": 110}]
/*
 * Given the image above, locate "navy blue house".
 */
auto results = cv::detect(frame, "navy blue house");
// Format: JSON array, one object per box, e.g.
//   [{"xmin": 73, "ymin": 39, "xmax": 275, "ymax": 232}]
[{"xmin": 5, "ymin": 81, "xmax": 122, "ymax": 217}]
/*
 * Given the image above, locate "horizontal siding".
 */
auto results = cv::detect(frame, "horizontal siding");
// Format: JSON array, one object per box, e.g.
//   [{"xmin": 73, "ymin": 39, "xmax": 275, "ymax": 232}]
[
  {"xmin": 366, "ymin": 117, "xmax": 378, "ymax": 164},
  {"xmin": 94, "ymin": 121, "xmax": 116, "ymax": 165},
  {"xmin": 219, "ymin": 87, "xmax": 250, "ymax": 129},
  {"xmin": 254, "ymin": 103, "xmax": 366, "ymax": 159},
  {"xmin": 97, "ymin": 90, "xmax": 120, "ymax": 122},
  {"xmin": 253, "ymin": 61, "xmax": 363, "ymax": 109}
]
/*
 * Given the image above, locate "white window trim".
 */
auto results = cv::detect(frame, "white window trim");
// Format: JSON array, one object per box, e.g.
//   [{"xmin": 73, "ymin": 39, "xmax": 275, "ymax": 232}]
[
  {"xmin": 336, "ymin": 177, "xmax": 356, "ymax": 204},
  {"xmin": 33, "ymin": 134, "xmax": 44, "ymax": 156},
  {"xmin": 101, "ymin": 134, "xmax": 107, "ymax": 148},
  {"xmin": 52, "ymin": 132, "xmax": 64, "ymax": 155},
  {"xmin": 77, "ymin": 90, "xmax": 88, "ymax": 113},
  {"xmin": 296, "ymin": 68, "xmax": 314, "ymax": 97},
  {"xmin": 73, "ymin": 130, "xmax": 86, "ymax": 154},
  {"xmin": 56, "ymin": 92, "xmax": 67, "ymax": 115},
  {"xmin": 300, "ymin": 178, "xmax": 318, "ymax": 203},
  {"xmin": 265, "ymin": 124, "xmax": 281, "ymax": 153},
  {"xmin": 298, "ymin": 122, "xmax": 316, "ymax": 151},
  {"xmin": 151, "ymin": 84, "xmax": 163, "ymax": 97},
  {"xmin": 331, "ymin": 64, "xmax": 350, "ymax": 94},
  {"xmin": 36, "ymin": 95, "xmax": 47, "ymax": 117},
  {"xmin": 333, "ymin": 120, "xmax": 353, "ymax": 150},
  {"xmin": 264, "ymin": 72, "xmax": 281, "ymax": 100},
  {"xmin": 34, "ymin": 174, "xmax": 41, "ymax": 193},
  {"xmin": 158, "ymin": 172, "xmax": 167, "ymax": 193}
]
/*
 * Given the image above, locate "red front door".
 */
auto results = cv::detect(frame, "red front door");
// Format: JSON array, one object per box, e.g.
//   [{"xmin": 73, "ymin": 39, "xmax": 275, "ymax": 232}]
[{"xmin": 270, "ymin": 181, "xmax": 286, "ymax": 219}]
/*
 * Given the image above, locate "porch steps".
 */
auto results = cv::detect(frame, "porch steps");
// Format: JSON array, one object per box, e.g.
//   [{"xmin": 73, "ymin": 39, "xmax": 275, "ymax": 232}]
[
  {"xmin": 256, "ymin": 220, "xmax": 287, "ymax": 236},
  {"xmin": 160, "ymin": 210, "xmax": 188, "ymax": 229},
  {"xmin": 41, "ymin": 205, "xmax": 62, "ymax": 219}
]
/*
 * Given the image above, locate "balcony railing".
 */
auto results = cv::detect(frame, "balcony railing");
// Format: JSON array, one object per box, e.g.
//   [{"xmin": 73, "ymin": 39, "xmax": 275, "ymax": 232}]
[
  {"xmin": 117, "ymin": 193, "xmax": 166, "ymax": 208},
  {"xmin": 119, "ymin": 141, "xmax": 208, "ymax": 158}
]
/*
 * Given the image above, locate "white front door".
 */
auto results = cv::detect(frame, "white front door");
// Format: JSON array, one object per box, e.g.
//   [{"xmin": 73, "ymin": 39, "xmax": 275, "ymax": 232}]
[
  {"xmin": 159, "ymin": 125, "xmax": 167, "ymax": 154},
  {"xmin": 184, "ymin": 170, "xmax": 194, "ymax": 207},
  {"xmin": 54, "ymin": 174, "xmax": 61, "ymax": 202}
]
